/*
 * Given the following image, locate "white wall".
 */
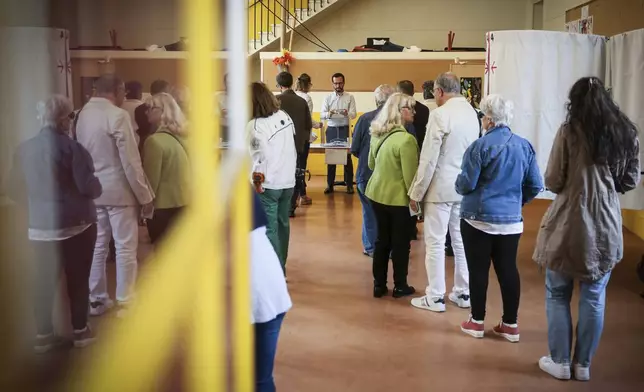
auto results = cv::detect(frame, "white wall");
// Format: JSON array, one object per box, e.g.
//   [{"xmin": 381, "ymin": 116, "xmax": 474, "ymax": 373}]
[{"xmin": 291, "ymin": 0, "xmax": 531, "ymax": 52}]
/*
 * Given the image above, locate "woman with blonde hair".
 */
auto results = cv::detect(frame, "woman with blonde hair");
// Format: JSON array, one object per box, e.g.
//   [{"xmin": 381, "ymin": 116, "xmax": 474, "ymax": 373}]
[
  {"xmin": 366, "ymin": 92, "xmax": 419, "ymax": 298},
  {"xmin": 142, "ymin": 92, "xmax": 190, "ymax": 243}
]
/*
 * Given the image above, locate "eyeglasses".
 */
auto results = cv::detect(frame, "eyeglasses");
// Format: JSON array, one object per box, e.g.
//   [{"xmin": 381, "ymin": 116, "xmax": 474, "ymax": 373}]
[
  {"xmin": 401, "ymin": 106, "xmax": 415, "ymax": 114},
  {"xmin": 67, "ymin": 111, "xmax": 76, "ymax": 120}
]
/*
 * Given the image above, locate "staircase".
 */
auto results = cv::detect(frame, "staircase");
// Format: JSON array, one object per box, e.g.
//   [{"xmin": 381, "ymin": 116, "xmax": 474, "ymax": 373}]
[{"xmin": 248, "ymin": 0, "xmax": 341, "ymax": 55}]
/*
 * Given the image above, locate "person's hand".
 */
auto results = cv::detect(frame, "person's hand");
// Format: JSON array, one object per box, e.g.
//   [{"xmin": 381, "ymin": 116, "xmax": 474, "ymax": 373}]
[
  {"xmin": 410, "ymin": 199, "xmax": 420, "ymax": 214},
  {"xmin": 319, "ymin": 121, "xmax": 324, "ymax": 128},
  {"xmin": 329, "ymin": 109, "xmax": 337, "ymax": 115},
  {"xmin": 141, "ymin": 202, "xmax": 154, "ymax": 220}
]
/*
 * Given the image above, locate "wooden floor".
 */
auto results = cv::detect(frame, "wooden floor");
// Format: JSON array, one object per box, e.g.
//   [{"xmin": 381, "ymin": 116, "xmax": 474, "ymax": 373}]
[{"xmin": 7, "ymin": 177, "xmax": 644, "ymax": 391}]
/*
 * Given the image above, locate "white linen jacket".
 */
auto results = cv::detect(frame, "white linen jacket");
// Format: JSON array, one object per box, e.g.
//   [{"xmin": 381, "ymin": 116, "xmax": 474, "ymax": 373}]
[
  {"xmin": 76, "ymin": 97, "xmax": 154, "ymax": 207},
  {"xmin": 408, "ymin": 96, "xmax": 479, "ymax": 203}
]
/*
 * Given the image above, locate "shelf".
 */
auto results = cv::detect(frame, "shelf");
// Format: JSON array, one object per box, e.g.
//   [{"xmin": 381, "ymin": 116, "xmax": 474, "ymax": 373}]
[{"xmin": 70, "ymin": 50, "xmax": 228, "ymax": 60}]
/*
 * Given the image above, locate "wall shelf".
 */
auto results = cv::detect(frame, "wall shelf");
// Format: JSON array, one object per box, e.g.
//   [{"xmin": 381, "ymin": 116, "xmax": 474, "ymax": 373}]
[{"xmin": 70, "ymin": 50, "xmax": 228, "ymax": 60}]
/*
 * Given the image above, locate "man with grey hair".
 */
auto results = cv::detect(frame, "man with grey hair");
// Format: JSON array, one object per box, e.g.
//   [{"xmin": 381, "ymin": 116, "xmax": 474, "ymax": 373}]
[
  {"xmin": 408, "ymin": 72, "xmax": 479, "ymax": 313},
  {"xmin": 76, "ymin": 74, "xmax": 154, "ymax": 318},
  {"xmin": 350, "ymin": 84, "xmax": 395, "ymax": 257}
]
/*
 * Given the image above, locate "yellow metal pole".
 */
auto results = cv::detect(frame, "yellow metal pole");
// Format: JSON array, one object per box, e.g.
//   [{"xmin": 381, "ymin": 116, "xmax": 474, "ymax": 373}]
[
  {"xmin": 226, "ymin": 0, "xmax": 252, "ymax": 390},
  {"xmin": 185, "ymin": 0, "xmax": 222, "ymax": 390}
]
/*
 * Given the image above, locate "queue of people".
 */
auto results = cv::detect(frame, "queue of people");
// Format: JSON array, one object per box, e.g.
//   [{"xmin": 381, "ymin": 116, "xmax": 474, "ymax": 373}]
[
  {"xmin": 8, "ymin": 68, "xmax": 639, "ymax": 389},
  {"xmin": 343, "ymin": 72, "xmax": 640, "ymax": 382}
]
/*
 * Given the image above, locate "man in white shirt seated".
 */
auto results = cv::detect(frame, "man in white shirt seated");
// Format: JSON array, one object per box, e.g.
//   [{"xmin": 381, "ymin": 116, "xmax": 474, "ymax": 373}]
[
  {"xmin": 408, "ymin": 72, "xmax": 479, "ymax": 313},
  {"xmin": 320, "ymin": 72, "xmax": 357, "ymax": 195},
  {"xmin": 76, "ymin": 74, "xmax": 155, "ymax": 318}
]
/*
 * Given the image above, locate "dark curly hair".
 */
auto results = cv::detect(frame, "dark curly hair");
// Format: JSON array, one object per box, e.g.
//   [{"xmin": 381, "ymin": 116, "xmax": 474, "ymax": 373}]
[{"xmin": 566, "ymin": 76, "xmax": 638, "ymax": 165}]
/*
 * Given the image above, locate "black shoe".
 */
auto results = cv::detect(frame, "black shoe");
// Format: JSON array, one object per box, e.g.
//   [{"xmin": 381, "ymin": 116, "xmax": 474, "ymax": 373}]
[
  {"xmin": 445, "ymin": 246, "xmax": 454, "ymax": 257},
  {"xmin": 324, "ymin": 187, "xmax": 334, "ymax": 194},
  {"xmin": 373, "ymin": 285, "xmax": 388, "ymax": 298},
  {"xmin": 346, "ymin": 187, "xmax": 354, "ymax": 194},
  {"xmin": 392, "ymin": 285, "xmax": 416, "ymax": 298}
]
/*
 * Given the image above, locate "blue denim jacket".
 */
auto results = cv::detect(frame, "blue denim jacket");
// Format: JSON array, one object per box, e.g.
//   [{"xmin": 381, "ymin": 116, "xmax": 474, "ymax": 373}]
[{"xmin": 455, "ymin": 125, "xmax": 543, "ymax": 224}]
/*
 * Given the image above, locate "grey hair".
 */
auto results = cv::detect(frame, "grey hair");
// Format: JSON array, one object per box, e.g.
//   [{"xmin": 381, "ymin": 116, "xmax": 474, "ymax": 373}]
[
  {"xmin": 480, "ymin": 94, "xmax": 514, "ymax": 127},
  {"xmin": 435, "ymin": 72, "xmax": 461, "ymax": 94},
  {"xmin": 374, "ymin": 84, "xmax": 395, "ymax": 106},
  {"xmin": 36, "ymin": 94, "xmax": 73, "ymax": 127},
  {"xmin": 370, "ymin": 93, "xmax": 416, "ymax": 137}
]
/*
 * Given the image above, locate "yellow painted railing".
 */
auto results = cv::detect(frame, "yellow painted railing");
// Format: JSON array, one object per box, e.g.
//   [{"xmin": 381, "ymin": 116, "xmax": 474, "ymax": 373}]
[{"xmin": 65, "ymin": 0, "xmax": 251, "ymax": 390}]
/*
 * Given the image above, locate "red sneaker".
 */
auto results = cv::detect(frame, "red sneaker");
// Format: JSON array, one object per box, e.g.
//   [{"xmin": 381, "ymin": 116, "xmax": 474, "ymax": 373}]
[
  {"xmin": 492, "ymin": 321, "xmax": 520, "ymax": 343},
  {"xmin": 460, "ymin": 317, "xmax": 484, "ymax": 339}
]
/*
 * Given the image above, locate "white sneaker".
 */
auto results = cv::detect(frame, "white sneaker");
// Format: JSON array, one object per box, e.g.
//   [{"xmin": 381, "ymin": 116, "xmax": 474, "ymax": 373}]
[
  {"xmin": 448, "ymin": 292, "xmax": 471, "ymax": 308},
  {"xmin": 411, "ymin": 295, "xmax": 446, "ymax": 312},
  {"xmin": 89, "ymin": 298, "xmax": 114, "ymax": 316},
  {"xmin": 539, "ymin": 356, "xmax": 571, "ymax": 380},
  {"xmin": 573, "ymin": 364, "xmax": 590, "ymax": 381}
]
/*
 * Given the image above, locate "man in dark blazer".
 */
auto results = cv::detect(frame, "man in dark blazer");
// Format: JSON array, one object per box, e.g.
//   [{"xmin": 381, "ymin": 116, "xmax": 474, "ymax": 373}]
[
  {"xmin": 397, "ymin": 80, "xmax": 430, "ymax": 149},
  {"xmin": 276, "ymin": 72, "xmax": 312, "ymax": 217}
]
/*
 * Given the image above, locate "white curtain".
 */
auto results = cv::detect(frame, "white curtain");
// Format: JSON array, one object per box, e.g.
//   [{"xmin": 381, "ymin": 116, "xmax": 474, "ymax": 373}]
[
  {"xmin": 0, "ymin": 27, "xmax": 71, "ymax": 204},
  {"xmin": 484, "ymin": 30, "xmax": 606, "ymax": 199},
  {"xmin": 607, "ymin": 28, "xmax": 644, "ymax": 210}
]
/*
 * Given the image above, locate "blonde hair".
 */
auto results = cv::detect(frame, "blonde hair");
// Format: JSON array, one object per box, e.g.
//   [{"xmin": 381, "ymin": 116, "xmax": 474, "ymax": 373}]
[
  {"xmin": 146, "ymin": 92, "xmax": 187, "ymax": 135},
  {"xmin": 369, "ymin": 93, "xmax": 416, "ymax": 137}
]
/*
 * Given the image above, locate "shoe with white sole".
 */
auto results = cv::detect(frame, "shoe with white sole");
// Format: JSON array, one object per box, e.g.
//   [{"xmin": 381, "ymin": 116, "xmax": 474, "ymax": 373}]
[
  {"xmin": 539, "ymin": 356, "xmax": 571, "ymax": 380},
  {"xmin": 89, "ymin": 298, "xmax": 114, "ymax": 317},
  {"xmin": 448, "ymin": 292, "xmax": 471, "ymax": 308},
  {"xmin": 573, "ymin": 364, "xmax": 590, "ymax": 381},
  {"xmin": 461, "ymin": 317, "xmax": 484, "ymax": 339},
  {"xmin": 73, "ymin": 325, "xmax": 97, "ymax": 348},
  {"xmin": 411, "ymin": 295, "xmax": 446, "ymax": 312},
  {"xmin": 492, "ymin": 321, "xmax": 520, "ymax": 343}
]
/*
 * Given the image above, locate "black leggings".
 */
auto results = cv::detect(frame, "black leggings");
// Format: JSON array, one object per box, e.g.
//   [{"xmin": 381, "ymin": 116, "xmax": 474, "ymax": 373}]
[
  {"xmin": 31, "ymin": 224, "xmax": 97, "ymax": 334},
  {"xmin": 460, "ymin": 220, "xmax": 521, "ymax": 324},
  {"xmin": 372, "ymin": 201, "xmax": 411, "ymax": 288},
  {"xmin": 147, "ymin": 207, "xmax": 185, "ymax": 244}
]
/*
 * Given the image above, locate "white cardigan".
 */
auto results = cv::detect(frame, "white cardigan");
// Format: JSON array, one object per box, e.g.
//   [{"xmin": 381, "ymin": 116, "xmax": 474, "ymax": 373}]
[{"xmin": 246, "ymin": 110, "xmax": 297, "ymax": 190}]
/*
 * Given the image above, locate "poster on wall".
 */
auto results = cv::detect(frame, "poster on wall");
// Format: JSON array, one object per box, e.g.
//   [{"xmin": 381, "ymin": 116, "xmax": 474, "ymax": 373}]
[
  {"xmin": 565, "ymin": 20, "xmax": 580, "ymax": 33},
  {"xmin": 461, "ymin": 78, "xmax": 482, "ymax": 108},
  {"xmin": 579, "ymin": 16, "xmax": 594, "ymax": 34}
]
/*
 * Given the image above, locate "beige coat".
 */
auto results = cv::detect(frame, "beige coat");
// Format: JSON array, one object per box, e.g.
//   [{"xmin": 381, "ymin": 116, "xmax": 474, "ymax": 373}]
[{"xmin": 533, "ymin": 125, "xmax": 640, "ymax": 281}]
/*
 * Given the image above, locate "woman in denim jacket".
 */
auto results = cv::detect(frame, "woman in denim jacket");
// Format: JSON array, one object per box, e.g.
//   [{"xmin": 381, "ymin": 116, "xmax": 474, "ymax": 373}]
[{"xmin": 454, "ymin": 94, "xmax": 543, "ymax": 342}]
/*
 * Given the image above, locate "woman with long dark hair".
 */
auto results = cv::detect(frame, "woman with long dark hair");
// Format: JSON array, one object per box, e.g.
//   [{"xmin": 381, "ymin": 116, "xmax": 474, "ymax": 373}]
[{"xmin": 534, "ymin": 77, "xmax": 640, "ymax": 381}]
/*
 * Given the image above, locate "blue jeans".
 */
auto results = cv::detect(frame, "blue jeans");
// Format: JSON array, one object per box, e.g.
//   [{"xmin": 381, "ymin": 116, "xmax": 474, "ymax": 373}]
[
  {"xmin": 545, "ymin": 269, "xmax": 611, "ymax": 367},
  {"xmin": 357, "ymin": 182, "xmax": 377, "ymax": 254},
  {"xmin": 255, "ymin": 313, "xmax": 286, "ymax": 392}
]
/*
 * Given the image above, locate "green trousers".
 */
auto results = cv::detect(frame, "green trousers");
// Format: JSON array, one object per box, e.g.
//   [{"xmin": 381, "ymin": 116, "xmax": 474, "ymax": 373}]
[{"xmin": 257, "ymin": 188, "xmax": 294, "ymax": 272}]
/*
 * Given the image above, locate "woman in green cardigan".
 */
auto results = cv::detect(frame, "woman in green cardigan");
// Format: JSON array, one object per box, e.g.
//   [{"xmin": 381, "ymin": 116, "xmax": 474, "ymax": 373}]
[
  {"xmin": 366, "ymin": 93, "xmax": 419, "ymax": 299},
  {"xmin": 142, "ymin": 92, "xmax": 190, "ymax": 244}
]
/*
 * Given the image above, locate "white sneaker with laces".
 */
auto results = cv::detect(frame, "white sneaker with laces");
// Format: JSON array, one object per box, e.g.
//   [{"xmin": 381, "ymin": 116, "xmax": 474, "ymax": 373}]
[
  {"xmin": 89, "ymin": 298, "xmax": 114, "ymax": 316},
  {"xmin": 539, "ymin": 356, "xmax": 571, "ymax": 380},
  {"xmin": 448, "ymin": 292, "xmax": 471, "ymax": 308},
  {"xmin": 411, "ymin": 295, "xmax": 446, "ymax": 312},
  {"xmin": 573, "ymin": 364, "xmax": 590, "ymax": 381}
]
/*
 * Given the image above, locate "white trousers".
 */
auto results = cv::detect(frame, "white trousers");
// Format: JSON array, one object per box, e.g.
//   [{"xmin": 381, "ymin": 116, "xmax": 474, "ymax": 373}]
[
  {"xmin": 89, "ymin": 206, "xmax": 139, "ymax": 303},
  {"xmin": 422, "ymin": 202, "xmax": 469, "ymax": 298}
]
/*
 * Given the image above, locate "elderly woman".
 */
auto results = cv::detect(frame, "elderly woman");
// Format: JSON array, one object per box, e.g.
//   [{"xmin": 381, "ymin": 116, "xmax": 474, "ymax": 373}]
[
  {"xmin": 8, "ymin": 94, "xmax": 102, "ymax": 352},
  {"xmin": 142, "ymin": 92, "xmax": 190, "ymax": 244},
  {"xmin": 534, "ymin": 77, "xmax": 640, "ymax": 381},
  {"xmin": 294, "ymin": 73, "xmax": 321, "ymax": 206},
  {"xmin": 366, "ymin": 93, "xmax": 419, "ymax": 298},
  {"xmin": 247, "ymin": 82, "xmax": 297, "ymax": 274},
  {"xmin": 455, "ymin": 94, "xmax": 542, "ymax": 342}
]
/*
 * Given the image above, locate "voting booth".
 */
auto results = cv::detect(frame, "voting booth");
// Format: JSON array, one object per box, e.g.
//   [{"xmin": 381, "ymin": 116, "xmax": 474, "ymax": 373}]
[{"xmin": 484, "ymin": 29, "xmax": 644, "ymax": 210}]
